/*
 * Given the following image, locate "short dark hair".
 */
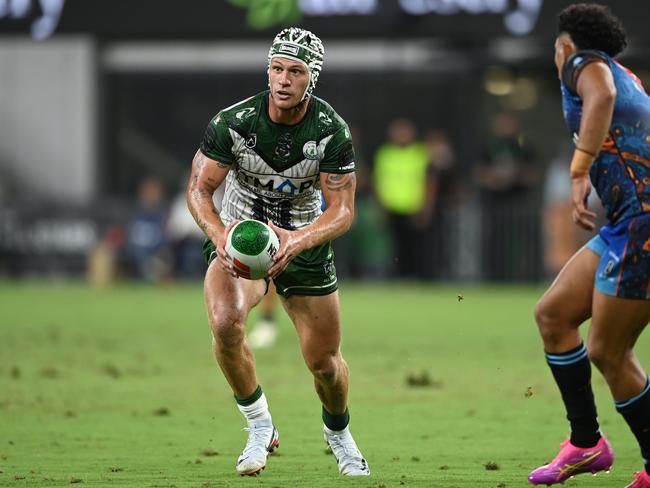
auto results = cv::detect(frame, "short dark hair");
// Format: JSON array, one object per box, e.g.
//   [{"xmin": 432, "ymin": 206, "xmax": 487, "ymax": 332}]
[{"xmin": 558, "ymin": 3, "xmax": 627, "ymax": 57}]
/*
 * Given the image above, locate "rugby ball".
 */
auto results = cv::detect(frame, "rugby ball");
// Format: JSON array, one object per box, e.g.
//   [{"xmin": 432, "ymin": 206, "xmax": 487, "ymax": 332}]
[{"xmin": 225, "ymin": 220, "xmax": 279, "ymax": 279}]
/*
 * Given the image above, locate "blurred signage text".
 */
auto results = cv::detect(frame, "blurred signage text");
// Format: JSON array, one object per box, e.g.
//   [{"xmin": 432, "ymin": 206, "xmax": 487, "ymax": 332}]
[
  {"xmin": 0, "ymin": 0, "xmax": 643, "ymax": 43},
  {"xmin": 299, "ymin": 0, "xmax": 378, "ymax": 15},
  {"xmin": 229, "ymin": 0, "xmax": 541, "ymax": 35},
  {"xmin": 0, "ymin": 0, "xmax": 65, "ymax": 39},
  {"xmin": 398, "ymin": 0, "xmax": 543, "ymax": 35}
]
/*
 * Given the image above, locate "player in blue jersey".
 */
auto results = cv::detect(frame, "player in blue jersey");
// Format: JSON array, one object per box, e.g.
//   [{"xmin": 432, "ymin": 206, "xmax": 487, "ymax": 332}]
[{"xmin": 528, "ymin": 5, "xmax": 650, "ymax": 488}]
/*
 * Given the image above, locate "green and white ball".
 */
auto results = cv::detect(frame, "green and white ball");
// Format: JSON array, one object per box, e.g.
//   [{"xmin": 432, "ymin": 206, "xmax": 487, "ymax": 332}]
[{"xmin": 225, "ymin": 220, "xmax": 279, "ymax": 280}]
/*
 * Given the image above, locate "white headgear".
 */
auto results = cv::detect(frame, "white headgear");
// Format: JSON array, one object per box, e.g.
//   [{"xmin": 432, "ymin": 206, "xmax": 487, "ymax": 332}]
[{"xmin": 268, "ymin": 27, "xmax": 325, "ymax": 102}]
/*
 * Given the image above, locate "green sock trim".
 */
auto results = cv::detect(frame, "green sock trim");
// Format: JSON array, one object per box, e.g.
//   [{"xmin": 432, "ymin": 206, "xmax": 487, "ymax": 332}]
[
  {"xmin": 322, "ymin": 406, "xmax": 350, "ymax": 431},
  {"xmin": 235, "ymin": 385, "xmax": 263, "ymax": 406}
]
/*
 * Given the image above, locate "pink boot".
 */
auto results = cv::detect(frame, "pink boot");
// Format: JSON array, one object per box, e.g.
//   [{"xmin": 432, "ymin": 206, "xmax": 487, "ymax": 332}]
[
  {"xmin": 626, "ymin": 470, "xmax": 650, "ymax": 488},
  {"xmin": 528, "ymin": 436, "xmax": 614, "ymax": 485}
]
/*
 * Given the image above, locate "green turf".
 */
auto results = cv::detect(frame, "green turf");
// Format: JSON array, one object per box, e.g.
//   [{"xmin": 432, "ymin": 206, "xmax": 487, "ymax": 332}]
[{"xmin": 0, "ymin": 282, "xmax": 648, "ymax": 487}]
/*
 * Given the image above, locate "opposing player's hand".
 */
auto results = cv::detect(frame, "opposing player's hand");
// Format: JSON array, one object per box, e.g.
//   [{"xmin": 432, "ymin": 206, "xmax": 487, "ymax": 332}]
[
  {"xmin": 266, "ymin": 221, "xmax": 305, "ymax": 279},
  {"xmin": 571, "ymin": 175, "xmax": 596, "ymax": 231},
  {"xmin": 216, "ymin": 220, "xmax": 240, "ymax": 278}
]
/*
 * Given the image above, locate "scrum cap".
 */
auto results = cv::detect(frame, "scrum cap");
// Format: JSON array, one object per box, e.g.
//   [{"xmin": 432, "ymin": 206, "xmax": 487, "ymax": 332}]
[{"xmin": 268, "ymin": 27, "xmax": 324, "ymax": 102}]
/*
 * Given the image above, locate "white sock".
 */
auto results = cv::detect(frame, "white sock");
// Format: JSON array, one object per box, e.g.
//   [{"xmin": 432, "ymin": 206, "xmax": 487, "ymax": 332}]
[
  {"xmin": 237, "ymin": 393, "xmax": 272, "ymax": 424},
  {"xmin": 325, "ymin": 424, "xmax": 350, "ymax": 435}
]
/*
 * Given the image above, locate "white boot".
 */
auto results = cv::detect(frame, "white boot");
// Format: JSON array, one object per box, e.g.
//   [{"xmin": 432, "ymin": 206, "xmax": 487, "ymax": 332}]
[
  {"xmin": 248, "ymin": 319, "xmax": 278, "ymax": 349},
  {"xmin": 324, "ymin": 425, "xmax": 370, "ymax": 476},
  {"xmin": 236, "ymin": 420, "xmax": 279, "ymax": 476}
]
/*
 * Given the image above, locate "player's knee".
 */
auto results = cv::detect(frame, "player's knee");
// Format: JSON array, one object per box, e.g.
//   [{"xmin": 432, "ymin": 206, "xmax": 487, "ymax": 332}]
[
  {"xmin": 208, "ymin": 305, "xmax": 247, "ymax": 348},
  {"xmin": 588, "ymin": 341, "xmax": 627, "ymax": 377},
  {"xmin": 535, "ymin": 300, "xmax": 559, "ymax": 337},
  {"xmin": 534, "ymin": 299, "xmax": 572, "ymax": 345},
  {"xmin": 307, "ymin": 355, "xmax": 339, "ymax": 384}
]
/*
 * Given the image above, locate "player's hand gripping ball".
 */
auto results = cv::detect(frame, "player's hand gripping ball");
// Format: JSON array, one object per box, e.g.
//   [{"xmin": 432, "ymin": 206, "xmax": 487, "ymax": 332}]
[{"xmin": 225, "ymin": 219, "xmax": 280, "ymax": 279}]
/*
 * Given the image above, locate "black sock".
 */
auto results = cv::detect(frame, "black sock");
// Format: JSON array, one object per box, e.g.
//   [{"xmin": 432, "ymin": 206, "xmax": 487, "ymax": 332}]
[
  {"xmin": 546, "ymin": 343, "xmax": 601, "ymax": 447},
  {"xmin": 616, "ymin": 379, "xmax": 650, "ymax": 474},
  {"xmin": 322, "ymin": 406, "xmax": 349, "ymax": 431}
]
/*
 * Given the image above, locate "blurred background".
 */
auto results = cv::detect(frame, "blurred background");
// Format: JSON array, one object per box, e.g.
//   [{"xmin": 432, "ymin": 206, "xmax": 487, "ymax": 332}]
[{"xmin": 1, "ymin": 0, "xmax": 649, "ymax": 285}]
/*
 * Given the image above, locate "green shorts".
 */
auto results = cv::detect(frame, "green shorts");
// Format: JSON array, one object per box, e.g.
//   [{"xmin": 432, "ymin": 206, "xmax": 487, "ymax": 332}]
[{"xmin": 202, "ymin": 238, "xmax": 338, "ymax": 298}]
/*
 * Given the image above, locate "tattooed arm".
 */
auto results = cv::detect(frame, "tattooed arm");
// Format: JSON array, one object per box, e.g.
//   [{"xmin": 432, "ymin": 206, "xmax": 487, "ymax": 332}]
[
  {"xmin": 267, "ymin": 171, "xmax": 355, "ymax": 278},
  {"xmin": 186, "ymin": 149, "xmax": 231, "ymax": 243}
]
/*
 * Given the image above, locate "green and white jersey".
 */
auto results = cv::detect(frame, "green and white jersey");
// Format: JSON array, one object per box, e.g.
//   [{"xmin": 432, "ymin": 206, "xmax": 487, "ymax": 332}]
[{"xmin": 200, "ymin": 91, "xmax": 355, "ymax": 230}]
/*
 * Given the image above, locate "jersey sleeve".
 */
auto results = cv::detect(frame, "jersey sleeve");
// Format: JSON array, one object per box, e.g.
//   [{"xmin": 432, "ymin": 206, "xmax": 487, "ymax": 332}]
[
  {"xmin": 199, "ymin": 114, "xmax": 235, "ymax": 164},
  {"xmin": 319, "ymin": 126, "xmax": 356, "ymax": 174},
  {"xmin": 561, "ymin": 50, "xmax": 610, "ymax": 95}
]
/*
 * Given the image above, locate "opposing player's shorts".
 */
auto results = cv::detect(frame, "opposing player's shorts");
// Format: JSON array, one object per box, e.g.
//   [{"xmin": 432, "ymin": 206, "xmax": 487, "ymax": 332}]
[
  {"xmin": 586, "ymin": 213, "xmax": 650, "ymax": 299},
  {"xmin": 202, "ymin": 238, "xmax": 338, "ymax": 298}
]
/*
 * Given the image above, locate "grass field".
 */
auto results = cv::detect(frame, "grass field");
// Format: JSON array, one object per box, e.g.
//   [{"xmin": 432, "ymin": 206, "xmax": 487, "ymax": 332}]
[{"xmin": 1, "ymin": 282, "xmax": 649, "ymax": 488}]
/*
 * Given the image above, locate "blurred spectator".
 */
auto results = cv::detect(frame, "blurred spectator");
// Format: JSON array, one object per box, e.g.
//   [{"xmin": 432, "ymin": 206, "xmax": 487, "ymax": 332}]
[
  {"xmin": 475, "ymin": 113, "xmax": 537, "ymax": 193},
  {"xmin": 543, "ymin": 143, "xmax": 600, "ymax": 278},
  {"xmin": 87, "ymin": 225, "xmax": 124, "ymax": 287},
  {"xmin": 474, "ymin": 112, "xmax": 540, "ymax": 281},
  {"xmin": 425, "ymin": 129, "xmax": 461, "ymax": 279},
  {"xmin": 333, "ymin": 125, "xmax": 390, "ymax": 279},
  {"xmin": 426, "ymin": 130, "xmax": 457, "ymax": 195},
  {"xmin": 124, "ymin": 177, "xmax": 170, "ymax": 282},
  {"xmin": 373, "ymin": 118, "xmax": 435, "ymax": 279},
  {"xmin": 167, "ymin": 174, "xmax": 206, "ymax": 280}
]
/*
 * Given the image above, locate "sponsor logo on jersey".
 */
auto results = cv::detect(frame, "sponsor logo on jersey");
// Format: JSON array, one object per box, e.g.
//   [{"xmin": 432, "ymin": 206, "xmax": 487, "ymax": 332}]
[
  {"xmin": 278, "ymin": 43, "xmax": 300, "ymax": 56},
  {"xmin": 608, "ymin": 250, "xmax": 621, "ymax": 263},
  {"xmin": 303, "ymin": 141, "xmax": 319, "ymax": 159},
  {"xmin": 246, "ymin": 134, "xmax": 257, "ymax": 148},
  {"xmin": 237, "ymin": 172, "xmax": 317, "ymax": 197},
  {"xmin": 276, "ymin": 179, "xmax": 299, "ymax": 194},
  {"xmin": 236, "ymin": 107, "xmax": 256, "ymax": 120}
]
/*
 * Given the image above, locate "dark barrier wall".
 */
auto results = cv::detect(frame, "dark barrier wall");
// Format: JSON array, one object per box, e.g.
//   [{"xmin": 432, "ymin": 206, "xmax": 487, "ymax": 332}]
[{"xmin": 1, "ymin": 0, "xmax": 648, "ymax": 43}]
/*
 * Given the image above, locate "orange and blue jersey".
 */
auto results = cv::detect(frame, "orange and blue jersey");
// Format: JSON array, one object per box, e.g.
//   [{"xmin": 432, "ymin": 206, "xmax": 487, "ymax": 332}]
[
  {"xmin": 561, "ymin": 49, "xmax": 650, "ymax": 224},
  {"xmin": 561, "ymin": 50, "xmax": 650, "ymax": 299}
]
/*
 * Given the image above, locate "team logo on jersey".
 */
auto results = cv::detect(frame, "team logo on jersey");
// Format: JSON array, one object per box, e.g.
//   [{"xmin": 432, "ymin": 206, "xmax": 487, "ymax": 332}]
[
  {"xmin": 303, "ymin": 141, "xmax": 319, "ymax": 160},
  {"xmin": 319, "ymin": 112, "xmax": 332, "ymax": 125},
  {"xmin": 274, "ymin": 133, "xmax": 293, "ymax": 160},
  {"xmin": 245, "ymin": 134, "xmax": 257, "ymax": 148},
  {"xmin": 236, "ymin": 107, "xmax": 256, "ymax": 120}
]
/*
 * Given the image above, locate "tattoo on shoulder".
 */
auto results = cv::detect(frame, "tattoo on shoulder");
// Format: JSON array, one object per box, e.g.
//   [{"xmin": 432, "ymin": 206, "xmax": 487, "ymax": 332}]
[
  {"xmin": 325, "ymin": 173, "xmax": 354, "ymax": 192},
  {"xmin": 194, "ymin": 152, "xmax": 207, "ymax": 168},
  {"xmin": 195, "ymin": 151, "xmax": 229, "ymax": 170}
]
